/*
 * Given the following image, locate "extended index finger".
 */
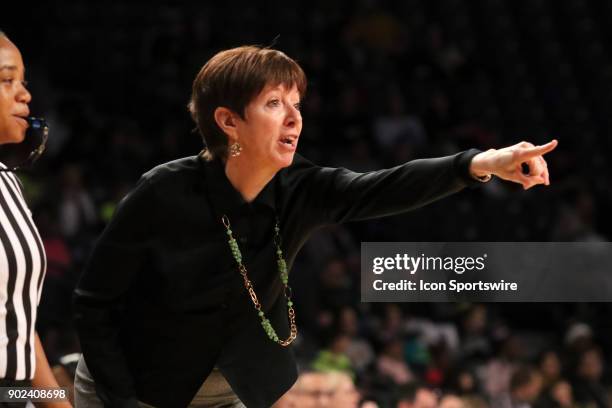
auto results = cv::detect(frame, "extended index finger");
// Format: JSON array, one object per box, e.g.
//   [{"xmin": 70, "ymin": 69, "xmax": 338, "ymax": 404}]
[{"xmin": 517, "ymin": 139, "xmax": 558, "ymax": 160}]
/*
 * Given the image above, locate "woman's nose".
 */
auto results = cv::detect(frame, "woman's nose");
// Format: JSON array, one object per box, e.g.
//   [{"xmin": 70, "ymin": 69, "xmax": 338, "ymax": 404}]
[
  {"xmin": 284, "ymin": 105, "xmax": 301, "ymax": 127},
  {"xmin": 17, "ymin": 83, "xmax": 31, "ymax": 104}
]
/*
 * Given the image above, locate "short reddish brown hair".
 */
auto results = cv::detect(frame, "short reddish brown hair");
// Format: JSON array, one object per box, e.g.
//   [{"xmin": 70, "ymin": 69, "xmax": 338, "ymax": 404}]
[{"xmin": 188, "ymin": 46, "xmax": 307, "ymax": 161}]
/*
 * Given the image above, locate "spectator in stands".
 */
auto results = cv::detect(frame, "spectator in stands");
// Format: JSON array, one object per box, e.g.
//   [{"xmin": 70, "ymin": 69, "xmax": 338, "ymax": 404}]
[
  {"xmin": 491, "ymin": 365, "xmax": 543, "ymax": 408},
  {"xmin": 327, "ymin": 371, "xmax": 361, "ymax": 408},
  {"xmin": 377, "ymin": 338, "xmax": 414, "ymax": 385},
  {"xmin": 572, "ymin": 346, "xmax": 609, "ymax": 408},
  {"xmin": 57, "ymin": 164, "xmax": 96, "ymax": 240},
  {"xmin": 448, "ymin": 366, "xmax": 489, "ymax": 408},
  {"xmin": 395, "ymin": 383, "xmax": 439, "ymax": 408},
  {"xmin": 481, "ymin": 334, "xmax": 524, "ymax": 398},
  {"xmin": 289, "ymin": 371, "xmax": 334, "ymax": 408},
  {"xmin": 459, "ymin": 304, "xmax": 491, "ymax": 362},
  {"xmin": 538, "ymin": 350, "xmax": 563, "ymax": 391},
  {"xmin": 536, "ymin": 380, "xmax": 579, "ymax": 408},
  {"xmin": 439, "ymin": 394, "xmax": 466, "ymax": 408},
  {"xmin": 338, "ymin": 306, "xmax": 375, "ymax": 374},
  {"xmin": 312, "ymin": 333, "xmax": 354, "ymax": 376}
]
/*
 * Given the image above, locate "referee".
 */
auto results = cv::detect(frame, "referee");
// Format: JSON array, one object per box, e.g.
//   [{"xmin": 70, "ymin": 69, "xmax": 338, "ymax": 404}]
[{"xmin": 0, "ymin": 30, "xmax": 72, "ymax": 408}]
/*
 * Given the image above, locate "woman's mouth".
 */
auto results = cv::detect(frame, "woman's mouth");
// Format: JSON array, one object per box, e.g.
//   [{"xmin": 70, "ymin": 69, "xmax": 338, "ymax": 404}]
[
  {"xmin": 13, "ymin": 116, "xmax": 29, "ymax": 128},
  {"xmin": 279, "ymin": 135, "xmax": 298, "ymax": 151}
]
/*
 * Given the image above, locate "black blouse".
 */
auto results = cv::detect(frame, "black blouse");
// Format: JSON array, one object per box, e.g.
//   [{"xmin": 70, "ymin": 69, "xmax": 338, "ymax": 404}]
[{"xmin": 73, "ymin": 150, "xmax": 482, "ymax": 408}]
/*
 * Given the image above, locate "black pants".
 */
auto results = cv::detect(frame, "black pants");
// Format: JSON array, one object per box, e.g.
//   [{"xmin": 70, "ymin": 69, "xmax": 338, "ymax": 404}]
[{"xmin": 0, "ymin": 378, "xmax": 31, "ymax": 408}]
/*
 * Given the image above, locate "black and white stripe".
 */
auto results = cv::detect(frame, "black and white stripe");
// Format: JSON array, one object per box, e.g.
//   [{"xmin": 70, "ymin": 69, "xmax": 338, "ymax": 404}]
[{"xmin": 0, "ymin": 162, "xmax": 46, "ymax": 380}]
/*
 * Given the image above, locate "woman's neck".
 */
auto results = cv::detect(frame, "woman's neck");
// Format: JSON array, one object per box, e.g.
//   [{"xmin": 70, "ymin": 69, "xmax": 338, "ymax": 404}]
[{"xmin": 224, "ymin": 157, "xmax": 277, "ymax": 203}]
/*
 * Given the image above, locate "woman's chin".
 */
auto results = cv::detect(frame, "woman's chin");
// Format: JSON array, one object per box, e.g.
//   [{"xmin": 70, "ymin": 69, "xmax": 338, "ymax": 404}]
[
  {"xmin": 0, "ymin": 129, "xmax": 26, "ymax": 145},
  {"xmin": 276, "ymin": 152, "xmax": 295, "ymax": 169},
  {"xmin": 254, "ymin": 151, "xmax": 295, "ymax": 172}
]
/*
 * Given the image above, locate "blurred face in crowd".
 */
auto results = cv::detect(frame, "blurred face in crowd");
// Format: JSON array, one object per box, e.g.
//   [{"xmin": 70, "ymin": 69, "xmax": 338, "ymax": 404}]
[
  {"xmin": 0, "ymin": 35, "xmax": 31, "ymax": 144},
  {"xmin": 384, "ymin": 339, "xmax": 404, "ymax": 361},
  {"xmin": 439, "ymin": 395, "xmax": 465, "ymax": 408},
  {"xmin": 384, "ymin": 304, "xmax": 403, "ymax": 331},
  {"xmin": 457, "ymin": 371, "xmax": 475, "ymax": 393},
  {"xmin": 579, "ymin": 349, "xmax": 603, "ymax": 381},
  {"xmin": 540, "ymin": 351, "xmax": 561, "ymax": 381},
  {"xmin": 551, "ymin": 381, "xmax": 574, "ymax": 406},
  {"xmin": 517, "ymin": 373, "xmax": 543, "ymax": 403},
  {"xmin": 223, "ymin": 82, "xmax": 302, "ymax": 173},
  {"xmin": 502, "ymin": 335, "xmax": 524, "ymax": 360},
  {"xmin": 330, "ymin": 334, "xmax": 351, "ymax": 354},
  {"xmin": 291, "ymin": 372, "xmax": 334, "ymax": 407},
  {"xmin": 463, "ymin": 305, "xmax": 486, "ymax": 334},
  {"xmin": 413, "ymin": 389, "xmax": 438, "ymax": 408},
  {"xmin": 339, "ymin": 307, "xmax": 359, "ymax": 336},
  {"xmin": 328, "ymin": 373, "xmax": 360, "ymax": 408},
  {"xmin": 397, "ymin": 388, "xmax": 438, "ymax": 408}
]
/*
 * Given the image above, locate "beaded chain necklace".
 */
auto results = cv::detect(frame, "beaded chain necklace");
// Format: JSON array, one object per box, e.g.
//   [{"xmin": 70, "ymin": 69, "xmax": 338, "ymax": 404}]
[{"xmin": 222, "ymin": 215, "xmax": 297, "ymax": 346}]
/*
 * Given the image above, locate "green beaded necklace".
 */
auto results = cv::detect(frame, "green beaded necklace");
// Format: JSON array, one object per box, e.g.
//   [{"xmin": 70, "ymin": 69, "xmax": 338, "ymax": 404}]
[{"xmin": 222, "ymin": 215, "xmax": 297, "ymax": 346}]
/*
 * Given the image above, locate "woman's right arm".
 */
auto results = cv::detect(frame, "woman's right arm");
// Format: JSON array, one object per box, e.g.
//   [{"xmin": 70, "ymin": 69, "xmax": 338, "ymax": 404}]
[
  {"xmin": 284, "ymin": 150, "xmax": 484, "ymax": 227},
  {"xmin": 73, "ymin": 177, "xmax": 156, "ymax": 408}
]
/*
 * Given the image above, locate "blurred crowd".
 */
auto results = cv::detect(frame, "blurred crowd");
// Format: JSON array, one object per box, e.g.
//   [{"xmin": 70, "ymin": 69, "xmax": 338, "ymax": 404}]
[
  {"xmin": 2, "ymin": 0, "xmax": 611, "ymax": 407},
  {"xmin": 271, "ymin": 302, "xmax": 611, "ymax": 407}
]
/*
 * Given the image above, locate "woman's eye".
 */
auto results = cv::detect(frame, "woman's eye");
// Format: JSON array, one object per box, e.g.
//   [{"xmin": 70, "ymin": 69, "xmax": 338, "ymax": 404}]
[
  {"xmin": 267, "ymin": 99, "xmax": 280, "ymax": 107},
  {"xmin": 2, "ymin": 79, "xmax": 29, "ymax": 88},
  {"xmin": 294, "ymin": 103, "xmax": 301, "ymax": 111}
]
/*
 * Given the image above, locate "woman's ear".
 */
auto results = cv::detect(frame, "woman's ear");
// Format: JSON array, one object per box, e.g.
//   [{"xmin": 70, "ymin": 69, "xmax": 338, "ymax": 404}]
[{"xmin": 214, "ymin": 107, "xmax": 239, "ymax": 140}]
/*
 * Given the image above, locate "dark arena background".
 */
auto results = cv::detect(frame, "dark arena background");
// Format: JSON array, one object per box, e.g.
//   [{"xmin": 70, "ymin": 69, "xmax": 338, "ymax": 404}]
[{"xmin": 2, "ymin": 0, "xmax": 612, "ymax": 407}]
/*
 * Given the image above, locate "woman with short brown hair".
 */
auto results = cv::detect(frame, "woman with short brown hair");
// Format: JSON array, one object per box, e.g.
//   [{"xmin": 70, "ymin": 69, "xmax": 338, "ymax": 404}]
[
  {"xmin": 188, "ymin": 45, "xmax": 307, "ymax": 162},
  {"xmin": 74, "ymin": 45, "xmax": 556, "ymax": 408}
]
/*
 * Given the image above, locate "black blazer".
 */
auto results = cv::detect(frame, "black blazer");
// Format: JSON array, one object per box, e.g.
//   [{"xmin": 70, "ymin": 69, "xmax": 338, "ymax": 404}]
[{"xmin": 73, "ymin": 151, "xmax": 482, "ymax": 408}]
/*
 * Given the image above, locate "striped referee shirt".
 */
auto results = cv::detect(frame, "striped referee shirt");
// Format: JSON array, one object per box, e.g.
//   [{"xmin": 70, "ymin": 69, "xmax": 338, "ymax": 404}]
[{"xmin": 0, "ymin": 162, "xmax": 46, "ymax": 380}]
